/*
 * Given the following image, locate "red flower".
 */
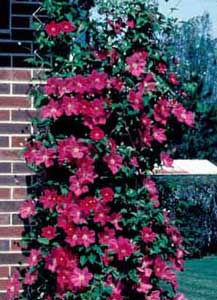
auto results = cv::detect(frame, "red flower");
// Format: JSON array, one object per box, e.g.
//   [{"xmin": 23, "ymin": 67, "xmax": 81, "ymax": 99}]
[
  {"xmin": 23, "ymin": 140, "xmax": 42, "ymax": 165},
  {"xmin": 45, "ymin": 21, "xmax": 60, "ymax": 37},
  {"xmin": 109, "ymin": 237, "xmax": 134, "ymax": 260},
  {"xmin": 90, "ymin": 127, "xmax": 105, "ymax": 141},
  {"xmin": 19, "ymin": 199, "xmax": 36, "ymax": 219},
  {"xmin": 98, "ymin": 227, "xmax": 116, "ymax": 245},
  {"xmin": 59, "ymin": 21, "xmax": 77, "ymax": 33},
  {"xmin": 27, "ymin": 249, "xmax": 41, "ymax": 267},
  {"xmin": 141, "ymin": 227, "xmax": 156, "ymax": 243},
  {"xmin": 69, "ymin": 267, "xmax": 93, "ymax": 289},
  {"xmin": 80, "ymin": 196, "xmax": 98, "ymax": 215},
  {"xmin": 7, "ymin": 272, "xmax": 21, "ymax": 300},
  {"xmin": 143, "ymin": 178, "xmax": 158, "ymax": 196},
  {"xmin": 136, "ymin": 281, "xmax": 153, "ymax": 294},
  {"xmin": 41, "ymin": 225, "xmax": 56, "ymax": 239},
  {"xmin": 160, "ymin": 152, "xmax": 173, "ymax": 167},
  {"xmin": 103, "ymin": 152, "xmax": 123, "ymax": 174},
  {"xmin": 126, "ymin": 51, "xmax": 148, "ymax": 76},
  {"xmin": 152, "ymin": 126, "xmax": 167, "ymax": 143},
  {"xmin": 154, "ymin": 257, "xmax": 177, "ymax": 287},
  {"xmin": 100, "ymin": 187, "xmax": 114, "ymax": 203},
  {"xmin": 40, "ymin": 99, "xmax": 63, "ymax": 120}
]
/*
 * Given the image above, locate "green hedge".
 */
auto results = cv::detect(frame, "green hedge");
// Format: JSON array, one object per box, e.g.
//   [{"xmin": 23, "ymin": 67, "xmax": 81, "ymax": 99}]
[{"xmin": 155, "ymin": 175, "xmax": 217, "ymax": 257}]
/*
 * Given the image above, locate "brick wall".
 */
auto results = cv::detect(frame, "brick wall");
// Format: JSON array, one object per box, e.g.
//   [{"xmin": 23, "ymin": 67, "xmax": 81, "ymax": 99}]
[
  {"xmin": 0, "ymin": 0, "xmax": 44, "ymax": 67},
  {"xmin": 0, "ymin": 68, "xmax": 37, "ymax": 299}
]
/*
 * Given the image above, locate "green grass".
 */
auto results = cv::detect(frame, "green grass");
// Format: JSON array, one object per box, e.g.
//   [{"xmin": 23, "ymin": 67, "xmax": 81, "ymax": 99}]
[{"xmin": 178, "ymin": 256, "xmax": 217, "ymax": 300}]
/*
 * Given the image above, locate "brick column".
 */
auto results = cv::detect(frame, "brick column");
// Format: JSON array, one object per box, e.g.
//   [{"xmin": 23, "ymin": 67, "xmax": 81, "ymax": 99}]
[{"xmin": 0, "ymin": 68, "xmax": 38, "ymax": 299}]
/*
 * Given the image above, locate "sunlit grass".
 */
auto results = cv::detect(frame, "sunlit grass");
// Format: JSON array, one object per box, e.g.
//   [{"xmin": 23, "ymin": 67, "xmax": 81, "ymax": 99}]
[{"xmin": 178, "ymin": 256, "xmax": 217, "ymax": 300}]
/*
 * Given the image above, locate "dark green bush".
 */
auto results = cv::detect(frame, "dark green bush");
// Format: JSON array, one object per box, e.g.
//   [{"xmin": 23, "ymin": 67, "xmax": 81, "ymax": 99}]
[{"xmin": 156, "ymin": 175, "xmax": 217, "ymax": 257}]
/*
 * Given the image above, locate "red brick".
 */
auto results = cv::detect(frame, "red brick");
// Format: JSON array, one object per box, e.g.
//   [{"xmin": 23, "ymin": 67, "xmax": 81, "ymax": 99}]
[
  {"xmin": 0, "ymin": 253, "xmax": 26, "ymax": 264},
  {"xmin": 0, "ymin": 215, "xmax": 10, "ymax": 225},
  {"xmin": 11, "ymin": 109, "xmax": 36, "ymax": 121},
  {"xmin": 0, "ymin": 97, "xmax": 30, "ymax": 108},
  {"xmin": 0, "ymin": 241, "xmax": 9, "ymax": 252},
  {"xmin": 0, "ymin": 266, "xmax": 9, "ymax": 278},
  {"xmin": 0, "ymin": 227, "xmax": 23, "ymax": 238},
  {"xmin": 0, "ymin": 163, "xmax": 11, "ymax": 174},
  {"xmin": 11, "ymin": 136, "xmax": 27, "ymax": 148},
  {"xmin": 0, "ymin": 279, "xmax": 8, "ymax": 290},
  {"xmin": 0, "ymin": 293, "xmax": 6, "ymax": 300},
  {"xmin": 10, "ymin": 240, "xmax": 21, "ymax": 251},
  {"xmin": 0, "ymin": 201, "xmax": 23, "ymax": 213},
  {"xmin": 0, "ymin": 138, "xmax": 9, "ymax": 148},
  {"xmin": 0, "ymin": 124, "xmax": 31, "ymax": 134},
  {"xmin": 0, "ymin": 189, "xmax": 11, "ymax": 199},
  {"xmin": 0, "ymin": 150, "xmax": 23, "ymax": 161},
  {"xmin": 12, "ymin": 214, "xmax": 22, "ymax": 225},
  {"xmin": 0, "ymin": 111, "xmax": 9, "ymax": 121},
  {"xmin": 13, "ymin": 188, "xmax": 27, "ymax": 199},
  {"xmin": 0, "ymin": 69, "xmax": 31, "ymax": 81}
]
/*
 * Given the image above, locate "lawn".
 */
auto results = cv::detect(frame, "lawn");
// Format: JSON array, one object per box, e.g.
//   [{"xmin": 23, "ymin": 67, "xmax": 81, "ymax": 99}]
[{"xmin": 178, "ymin": 256, "xmax": 217, "ymax": 300}]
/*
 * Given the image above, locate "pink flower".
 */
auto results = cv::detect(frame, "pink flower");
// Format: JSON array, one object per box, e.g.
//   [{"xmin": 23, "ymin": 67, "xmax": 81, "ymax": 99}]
[
  {"xmin": 19, "ymin": 199, "xmax": 36, "ymax": 219},
  {"xmin": 98, "ymin": 227, "xmax": 116, "ymax": 245},
  {"xmin": 147, "ymin": 290, "xmax": 161, "ymax": 300},
  {"xmin": 61, "ymin": 96, "xmax": 80, "ymax": 116},
  {"xmin": 106, "ymin": 276, "xmax": 123, "ymax": 300},
  {"xmin": 89, "ymin": 70, "xmax": 108, "ymax": 91},
  {"xmin": 66, "ymin": 226, "xmax": 95, "ymax": 248},
  {"xmin": 174, "ymin": 293, "xmax": 186, "ymax": 300},
  {"xmin": 103, "ymin": 152, "xmax": 123, "ymax": 174},
  {"xmin": 41, "ymin": 225, "xmax": 56, "ymax": 239},
  {"xmin": 140, "ymin": 73, "xmax": 156, "ymax": 93},
  {"xmin": 93, "ymin": 205, "xmax": 110, "ymax": 225},
  {"xmin": 126, "ymin": 51, "xmax": 148, "ymax": 76},
  {"xmin": 69, "ymin": 175, "xmax": 89, "ymax": 197},
  {"xmin": 143, "ymin": 178, "xmax": 158, "ymax": 196},
  {"xmin": 24, "ymin": 270, "xmax": 38, "ymax": 285},
  {"xmin": 126, "ymin": 19, "xmax": 135, "ymax": 29},
  {"xmin": 45, "ymin": 21, "xmax": 60, "ymax": 37},
  {"xmin": 152, "ymin": 126, "xmax": 167, "ymax": 143},
  {"xmin": 27, "ymin": 249, "xmax": 41, "ymax": 267},
  {"xmin": 172, "ymin": 103, "xmax": 194, "ymax": 127},
  {"xmin": 90, "ymin": 127, "xmax": 105, "ymax": 141},
  {"xmin": 100, "ymin": 187, "xmax": 114, "ymax": 203},
  {"xmin": 109, "ymin": 237, "xmax": 134, "ymax": 260},
  {"xmin": 23, "ymin": 140, "xmax": 42, "ymax": 164},
  {"xmin": 153, "ymin": 98, "xmax": 171, "ymax": 125},
  {"xmin": 7, "ymin": 272, "xmax": 21, "ymax": 300},
  {"xmin": 39, "ymin": 189, "xmax": 59, "ymax": 210},
  {"xmin": 45, "ymin": 77, "xmax": 62, "ymax": 95},
  {"xmin": 40, "ymin": 99, "xmax": 63, "ymax": 120},
  {"xmin": 35, "ymin": 146, "xmax": 56, "ymax": 167},
  {"xmin": 160, "ymin": 152, "xmax": 173, "ymax": 167},
  {"xmin": 154, "ymin": 257, "xmax": 177, "ymax": 287},
  {"xmin": 72, "ymin": 75, "xmax": 89, "ymax": 94},
  {"xmin": 59, "ymin": 21, "xmax": 77, "ymax": 33},
  {"xmin": 169, "ymin": 73, "xmax": 179, "ymax": 85},
  {"xmin": 141, "ymin": 227, "xmax": 156, "ymax": 243},
  {"xmin": 136, "ymin": 282, "xmax": 153, "ymax": 293},
  {"xmin": 156, "ymin": 63, "xmax": 167, "ymax": 74},
  {"xmin": 128, "ymin": 89, "xmax": 144, "ymax": 110},
  {"xmin": 69, "ymin": 267, "xmax": 93, "ymax": 288}
]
